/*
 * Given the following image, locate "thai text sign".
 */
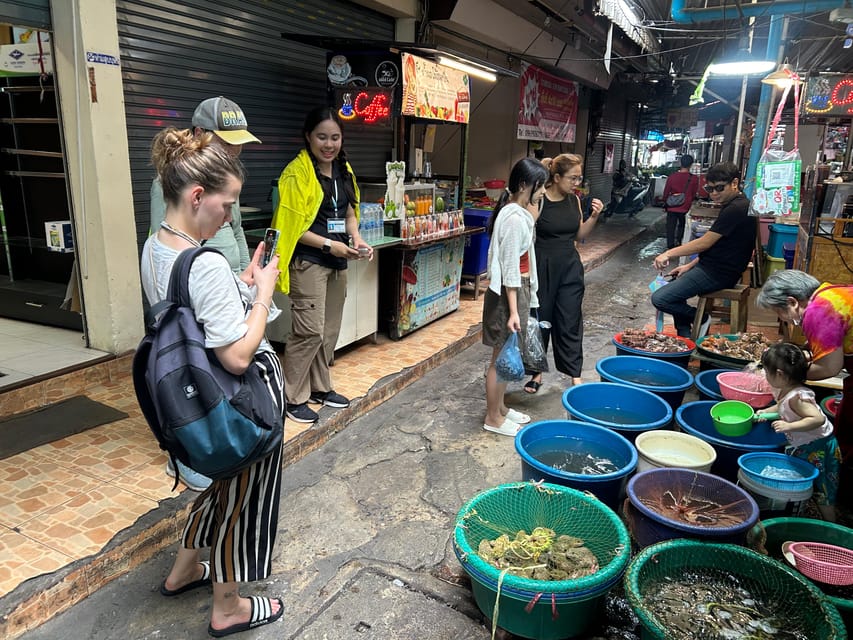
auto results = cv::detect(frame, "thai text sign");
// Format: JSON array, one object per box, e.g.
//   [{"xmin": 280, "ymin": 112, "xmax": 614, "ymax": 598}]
[
  {"xmin": 804, "ymin": 74, "xmax": 853, "ymax": 116},
  {"xmin": 401, "ymin": 53, "xmax": 470, "ymax": 122},
  {"xmin": 517, "ymin": 62, "xmax": 578, "ymax": 142}
]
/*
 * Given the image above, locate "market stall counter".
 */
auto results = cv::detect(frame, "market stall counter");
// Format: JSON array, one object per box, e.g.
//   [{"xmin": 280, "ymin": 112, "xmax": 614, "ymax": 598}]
[
  {"xmin": 246, "ymin": 228, "xmax": 402, "ymax": 350},
  {"xmin": 380, "ymin": 226, "xmax": 483, "ymax": 340}
]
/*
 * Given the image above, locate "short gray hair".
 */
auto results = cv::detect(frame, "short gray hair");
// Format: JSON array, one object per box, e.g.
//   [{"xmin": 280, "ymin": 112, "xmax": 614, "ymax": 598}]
[{"xmin": 755, "ymin": 269, "xmax": 820, "ymax": 309}]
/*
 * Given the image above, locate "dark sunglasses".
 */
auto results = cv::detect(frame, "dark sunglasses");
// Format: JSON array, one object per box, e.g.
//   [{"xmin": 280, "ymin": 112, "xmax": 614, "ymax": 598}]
[{"xmin": 705, "ymin": 182, "xmax": 732, "ymax": 193}]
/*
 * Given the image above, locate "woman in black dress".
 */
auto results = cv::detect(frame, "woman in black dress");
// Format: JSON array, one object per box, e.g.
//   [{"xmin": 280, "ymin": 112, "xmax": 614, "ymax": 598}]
[{"xmin": 525, "ymin": 154, "xmax": 604, "ymax": 392}]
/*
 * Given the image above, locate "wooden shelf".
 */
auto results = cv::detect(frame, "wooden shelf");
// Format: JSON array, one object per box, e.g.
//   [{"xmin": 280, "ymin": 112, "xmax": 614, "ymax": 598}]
[
  {"xmin": 0, "ymin": 86, "xmax": 54, "ymax": 93},
  {"xmin": 0, "ymin": 117, "xmax": 58, "ymax": 124},
  {"xmin": 1, "ymin": 148, "xmax": 62, "ymax": 158},
  {"xmin": 4, "ymin": 170, "xmax": 65, "ymax": 178}
]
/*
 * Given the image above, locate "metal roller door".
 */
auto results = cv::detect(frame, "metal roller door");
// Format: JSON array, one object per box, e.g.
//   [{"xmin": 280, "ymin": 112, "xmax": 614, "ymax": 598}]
[
  {"xmin": 586, "ymin": 88, "xmax": 637, "ymax": 204},
  {"xmin": 0, "ymin": 0, "xmax": 50, "ymax": 29},
  {"xmin": 116, "ymin": 0, "xmax": 394, "ymax": 250}
]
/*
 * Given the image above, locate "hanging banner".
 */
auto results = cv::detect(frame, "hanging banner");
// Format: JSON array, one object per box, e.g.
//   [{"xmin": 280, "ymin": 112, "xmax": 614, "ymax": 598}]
[
  {"xmin": 517, "ymin": 62, "xmax": 578, "ymax": 142},
  {"xmin": 400, "ymin": 52, "xmax": 470, "ymax": 122}
]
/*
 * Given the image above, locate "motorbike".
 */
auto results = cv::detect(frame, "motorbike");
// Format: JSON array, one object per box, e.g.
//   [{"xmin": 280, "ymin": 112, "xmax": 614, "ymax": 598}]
[{"xmin": 602, "ymin": 175, "xmax": 650, "ymax": 219}]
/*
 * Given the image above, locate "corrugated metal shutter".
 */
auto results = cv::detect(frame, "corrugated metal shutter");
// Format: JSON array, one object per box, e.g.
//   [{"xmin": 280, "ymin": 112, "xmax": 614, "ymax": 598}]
[
  {"xmin": 116, "ymin": 0, "xmax": 394, "ymax": 251},
  {"xmin": 0, "ymin": 0, "xmax": 50, "ymax": 29},
  {"xmin": 585, "ymin": 87, "xmax": 637, "ymax": 204}
]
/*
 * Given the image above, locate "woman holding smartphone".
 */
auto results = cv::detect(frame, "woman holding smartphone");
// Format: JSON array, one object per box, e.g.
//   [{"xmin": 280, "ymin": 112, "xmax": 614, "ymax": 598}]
[
  {"xmin": 271, "ymin": 106, "xmax": 372, "ymax": 424},
  {"xmin": 142, "ymin": 128, "xmax": 284, "ymax": 637}
]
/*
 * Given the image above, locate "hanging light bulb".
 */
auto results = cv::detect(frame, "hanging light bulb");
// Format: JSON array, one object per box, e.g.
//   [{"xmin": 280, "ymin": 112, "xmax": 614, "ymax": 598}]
[{"xmin": 761, "ymin": 63, "xmax": 803, "ymax": 88}]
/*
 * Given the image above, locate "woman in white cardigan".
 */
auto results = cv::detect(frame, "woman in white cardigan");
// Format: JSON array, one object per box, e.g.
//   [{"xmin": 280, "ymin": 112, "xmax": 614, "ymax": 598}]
[{"xmin": 481, "ymin": 157, "xmax": 549, "ymax": 435}]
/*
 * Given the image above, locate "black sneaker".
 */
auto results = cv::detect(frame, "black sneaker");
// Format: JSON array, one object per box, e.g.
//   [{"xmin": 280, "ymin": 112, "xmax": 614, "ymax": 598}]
[
  {"xmin": 309, "ymin": 390, "xmax": 350, "ymax": 408},
  {"xmin": 286, "ymin": 402, "xmax": 318, "ymax": 423}
]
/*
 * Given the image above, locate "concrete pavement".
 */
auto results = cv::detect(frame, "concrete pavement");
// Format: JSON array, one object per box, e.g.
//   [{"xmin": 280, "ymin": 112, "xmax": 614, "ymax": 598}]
[{"xmin": 17, "ymin": 208, "xmax": 667, "ymax": 640}]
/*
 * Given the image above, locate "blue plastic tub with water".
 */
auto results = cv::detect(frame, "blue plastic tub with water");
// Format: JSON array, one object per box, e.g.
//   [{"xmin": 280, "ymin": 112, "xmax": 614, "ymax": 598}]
[
  {"xmin": 595, "ymin": 355, "xmax": 694, "ymax": 412},
  {"xmin": 675, "ymin": 401, "xmax": 786, "ymax": 482},
  {"xmin": 694, "ymin": 368, "xmax": 738, "ymax": 402},
  {"xmin": 515, "ymin": 420, "xmax": 638, "ymax": 510},
  {"xmin": 562, "ymin": 382, "xmax": 673, "ymax": 443},
  {"xmin": 738, "ymin": 452, "xmax": 819, "ymax": 492}
]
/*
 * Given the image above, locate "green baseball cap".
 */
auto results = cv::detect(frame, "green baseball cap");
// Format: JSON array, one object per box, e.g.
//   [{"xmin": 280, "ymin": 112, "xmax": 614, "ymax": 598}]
[{"xmin": 191, "ymin": 96, "xmax": 261, "ymax": 145}]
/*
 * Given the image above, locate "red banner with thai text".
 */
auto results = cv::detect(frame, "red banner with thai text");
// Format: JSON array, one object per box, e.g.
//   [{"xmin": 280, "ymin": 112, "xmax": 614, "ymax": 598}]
[{"xmin": 517, "ymin": 62, "xmax": 578, "ymax": 143}]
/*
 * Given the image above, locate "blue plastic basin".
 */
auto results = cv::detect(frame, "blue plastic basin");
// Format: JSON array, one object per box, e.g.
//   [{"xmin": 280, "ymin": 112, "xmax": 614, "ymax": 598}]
[
  {"xmin": 676, "ymin": 401, "xmax": 786, "ymax": 482},
  {"xmin": 562, "ymin": 382, "xmax": 673, "ymax": 443},
  {"xmin": 738, "ymin": 452, "xmax": 819, "ymax": 492},
  {"xmin": 612, "ymin": 333, "xmax": 695, "ymax": 369},
  {"xmin": 515, "ymin": 420, "xmax": 638, "ymax": 509},
  {"xmin": 595, "ymin": 355, "xmax": 694, "ymax": 412},
  {"xmin": 694, "ymin": 368, "xmax": 738, "ymax": 402}
]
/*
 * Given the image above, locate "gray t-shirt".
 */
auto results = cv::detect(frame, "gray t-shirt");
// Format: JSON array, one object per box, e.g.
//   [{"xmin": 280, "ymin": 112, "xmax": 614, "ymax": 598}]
[
  {"xmin": 140, "ymin": 235, "xmax": 276, "ymax": 354},
  {"xmin": 149, "ymin": 178, "xmax": 251, "ymax": 273}
]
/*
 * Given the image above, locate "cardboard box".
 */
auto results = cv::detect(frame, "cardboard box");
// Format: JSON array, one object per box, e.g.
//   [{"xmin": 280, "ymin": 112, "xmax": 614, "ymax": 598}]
[{"xmin": 45, "ymin": 221, "xmax": 73, "ymax": 253}]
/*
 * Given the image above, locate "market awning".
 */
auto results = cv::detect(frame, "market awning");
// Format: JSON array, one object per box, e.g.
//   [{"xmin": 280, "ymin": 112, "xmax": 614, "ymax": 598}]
[{"xmin": 280, "ymin": 34, "xmax": 518, "ymax": 78}]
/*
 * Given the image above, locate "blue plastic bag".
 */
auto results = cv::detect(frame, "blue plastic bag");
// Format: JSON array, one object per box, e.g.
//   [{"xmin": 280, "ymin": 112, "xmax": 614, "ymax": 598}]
[{"xmin": 495, "ymin": 332, "xmax": 525, "ymax": 383}]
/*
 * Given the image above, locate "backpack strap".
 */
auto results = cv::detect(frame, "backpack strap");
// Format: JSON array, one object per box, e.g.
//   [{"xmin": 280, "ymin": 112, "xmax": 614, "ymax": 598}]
[{"xmin": 167, "ymin": 246, "xmax": 222, "ymax": 308}]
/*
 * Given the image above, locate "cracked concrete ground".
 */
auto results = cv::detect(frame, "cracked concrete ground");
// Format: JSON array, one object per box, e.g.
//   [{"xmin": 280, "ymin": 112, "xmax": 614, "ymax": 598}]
[{"xmin": 30, "ymin": 217, "xmax": 845, "ymax": 640}]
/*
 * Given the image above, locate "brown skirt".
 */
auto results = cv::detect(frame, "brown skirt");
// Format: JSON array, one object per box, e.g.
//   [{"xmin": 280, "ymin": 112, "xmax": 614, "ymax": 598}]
[{"xmin": 482, "ymin": 278, "xmax": 531, "ymax": 353}]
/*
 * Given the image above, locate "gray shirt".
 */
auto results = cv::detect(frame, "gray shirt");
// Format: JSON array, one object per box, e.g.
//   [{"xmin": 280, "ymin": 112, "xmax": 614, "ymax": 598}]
[
  {"xmin": 149, "ymin": 178, "xmax": 251, "ymax": 273},
  {"xmin": 140, "ymin": 234, "xmax": 277, "ymax": 354}
]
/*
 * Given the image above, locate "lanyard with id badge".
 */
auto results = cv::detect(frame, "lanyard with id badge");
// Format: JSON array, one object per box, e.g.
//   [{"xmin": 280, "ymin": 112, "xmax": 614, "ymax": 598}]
[{"xmin": 327, "ymin": 177, "xmax": 346, "ymax": 235}]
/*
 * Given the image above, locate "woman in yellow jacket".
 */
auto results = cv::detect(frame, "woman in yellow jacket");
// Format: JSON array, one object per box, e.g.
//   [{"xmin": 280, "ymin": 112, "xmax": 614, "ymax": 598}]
[{"xmin": 271, "ymin": 107, "xmax": 373, "ymax": 423}]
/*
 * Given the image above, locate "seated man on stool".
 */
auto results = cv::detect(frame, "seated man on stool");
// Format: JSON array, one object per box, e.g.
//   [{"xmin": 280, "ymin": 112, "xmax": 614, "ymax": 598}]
[{"xmin": 651, "ymin": 161, "xmax": 755, "ymax": 338}]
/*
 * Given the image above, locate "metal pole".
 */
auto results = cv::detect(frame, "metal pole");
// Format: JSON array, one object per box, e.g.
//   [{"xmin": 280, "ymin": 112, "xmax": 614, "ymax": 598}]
[{"xmin": 733, "ymin": 75, "xmax": 748, "ymax": 163}]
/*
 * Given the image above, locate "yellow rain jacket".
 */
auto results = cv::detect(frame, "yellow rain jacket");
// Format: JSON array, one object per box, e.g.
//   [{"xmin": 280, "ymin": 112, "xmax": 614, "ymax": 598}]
[{"xmin": 271, "ymin": 149, "xmax": 360, "ymax": 293}]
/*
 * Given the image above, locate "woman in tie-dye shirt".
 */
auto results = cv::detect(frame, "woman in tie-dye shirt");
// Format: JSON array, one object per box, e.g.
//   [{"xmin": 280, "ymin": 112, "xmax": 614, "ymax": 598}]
[{"xmin": 757, "ymin": 270, "xmax": 853, "ymax": 460}]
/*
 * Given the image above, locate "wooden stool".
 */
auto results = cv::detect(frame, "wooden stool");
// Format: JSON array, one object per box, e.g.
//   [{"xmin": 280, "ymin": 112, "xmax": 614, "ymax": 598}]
[{"xmin": 692, "ymin": 284, "xmax": 751, "ymax": 340}]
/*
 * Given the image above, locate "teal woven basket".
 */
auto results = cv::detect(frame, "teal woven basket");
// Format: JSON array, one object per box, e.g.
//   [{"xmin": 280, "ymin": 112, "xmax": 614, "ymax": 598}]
[
  {"xmin": 625, "ymin": 539, "xmax": 847, "ymax": 639},
  {"xmin": 748, "ymin": 517, "xmax": 853, "ymax": 624},
  {"xmin": 454, "ymin": 481, "xmax": 631, "ymax": 639}
]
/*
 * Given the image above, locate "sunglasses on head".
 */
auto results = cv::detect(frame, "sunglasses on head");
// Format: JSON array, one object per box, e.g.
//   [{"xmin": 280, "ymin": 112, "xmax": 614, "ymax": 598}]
[{"xmin": 706, "ymin": 182, "xmax": 732, "ymax": 193}]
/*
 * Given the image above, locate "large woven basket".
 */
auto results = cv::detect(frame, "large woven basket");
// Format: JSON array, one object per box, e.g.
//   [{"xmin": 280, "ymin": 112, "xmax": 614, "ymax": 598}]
[
  {"xmin": 625, "ymin": 539, "xmax": 847, "ymax": 639},
  {"xmin": 454, "ymin": 481, "xmax": 631, "ymax": 639}
]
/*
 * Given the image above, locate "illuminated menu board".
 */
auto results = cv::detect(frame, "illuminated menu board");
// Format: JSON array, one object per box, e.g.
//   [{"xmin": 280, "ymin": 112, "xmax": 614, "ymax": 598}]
[{"xmin": 805, "ymin": 74, "xmax": 853, "ymax": 116}]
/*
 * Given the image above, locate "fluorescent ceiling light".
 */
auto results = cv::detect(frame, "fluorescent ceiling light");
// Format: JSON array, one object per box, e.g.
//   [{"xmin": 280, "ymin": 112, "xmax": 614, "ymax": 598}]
[
  {"xmin": 708, "ymin": 58, "xmax": 776, "ymax": 76},
  {"xmin": 438, "ymin": 56, "xmax": 497, "ymax": 82}
]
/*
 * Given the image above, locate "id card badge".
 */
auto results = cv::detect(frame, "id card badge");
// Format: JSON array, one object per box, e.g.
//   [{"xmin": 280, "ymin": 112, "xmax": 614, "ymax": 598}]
[{"xmin": 327, "ymin": 218, "xmax": 346, "ymax": 234}]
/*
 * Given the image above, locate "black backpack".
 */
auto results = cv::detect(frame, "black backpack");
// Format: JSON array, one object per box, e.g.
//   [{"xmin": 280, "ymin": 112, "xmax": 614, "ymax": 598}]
[{"xmin": 132, "ymin": 247, "xmax": 282, "ymax": 487}]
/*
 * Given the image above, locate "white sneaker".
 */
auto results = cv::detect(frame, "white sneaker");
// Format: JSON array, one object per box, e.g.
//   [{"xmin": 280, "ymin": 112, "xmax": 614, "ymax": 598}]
[
  {"xmin": 697, "ymin": 314, "xmax": 712, "ymax": 338},
  {"xmin": 165, "ymin": 458, "xmax": 212, "ymax": 492}
]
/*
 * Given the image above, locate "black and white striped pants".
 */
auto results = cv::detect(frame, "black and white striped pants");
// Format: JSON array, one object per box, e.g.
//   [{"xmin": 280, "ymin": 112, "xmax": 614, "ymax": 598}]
[{"xmin": 180, "ymin": 350, "xmax": 284, "ymax": 583}]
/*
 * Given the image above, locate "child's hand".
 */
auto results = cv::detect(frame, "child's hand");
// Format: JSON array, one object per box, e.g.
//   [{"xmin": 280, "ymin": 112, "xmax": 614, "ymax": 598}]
[{"xmin": 771, "ymin": 420, "xmax": 791, "ymax": 433}]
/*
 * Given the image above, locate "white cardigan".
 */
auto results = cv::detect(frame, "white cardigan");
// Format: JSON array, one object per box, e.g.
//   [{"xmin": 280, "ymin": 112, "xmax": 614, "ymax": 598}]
[{"xmin": 486, "ymin": 202, "xmax": 539, "ymax": 308}]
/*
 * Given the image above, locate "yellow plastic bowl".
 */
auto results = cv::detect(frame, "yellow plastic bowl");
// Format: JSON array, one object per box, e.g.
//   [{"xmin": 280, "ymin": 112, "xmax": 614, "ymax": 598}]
[
  {"xmin": 634, "ymin": 430, "xmax": 717, "ymax": 473},
  {"xmin": 710, "ymin": 400, "xmax": 754, "ymax": 437}
]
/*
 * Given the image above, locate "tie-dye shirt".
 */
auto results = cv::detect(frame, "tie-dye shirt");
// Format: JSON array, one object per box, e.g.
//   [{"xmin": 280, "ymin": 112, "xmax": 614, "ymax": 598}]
[{"xmin": 801, "ymin": 283, "xmax": 853, "ymax": 360}]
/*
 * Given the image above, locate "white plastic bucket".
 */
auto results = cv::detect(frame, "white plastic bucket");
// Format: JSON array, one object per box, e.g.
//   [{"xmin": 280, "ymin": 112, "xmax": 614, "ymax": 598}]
[
  {"xmin": 634, "ymin": 430, "xmax": 717, "ymax": 473},
  {"xmin": 737, "ymin": 469, "xmax": 813, "ymax": 517}
]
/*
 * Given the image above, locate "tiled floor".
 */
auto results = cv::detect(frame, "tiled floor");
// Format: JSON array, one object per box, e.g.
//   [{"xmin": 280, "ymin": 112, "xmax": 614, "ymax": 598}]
[
  {"xmin": 0, "ymin": 293, "xmax": 486, "ymax": 599},
  {"xmin": 0, "ymin": 319, "xmax": 110, "ymax": 390}
]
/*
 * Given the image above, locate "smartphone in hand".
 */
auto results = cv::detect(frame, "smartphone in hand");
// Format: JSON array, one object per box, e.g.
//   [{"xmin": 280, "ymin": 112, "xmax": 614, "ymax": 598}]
[{"xmin": 261, "ymin": 228, "xmax": 280, "ymax": 267}]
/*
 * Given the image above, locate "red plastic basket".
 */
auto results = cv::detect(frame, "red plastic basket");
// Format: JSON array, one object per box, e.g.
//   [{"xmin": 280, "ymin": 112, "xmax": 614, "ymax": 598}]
[
  {"xmin": 788, "ymin": 541, "xmax": 853, "ymax": 586},
  {"xmin": 716, "ymin": 371, "xmax": 774, "ymax": 409}
]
